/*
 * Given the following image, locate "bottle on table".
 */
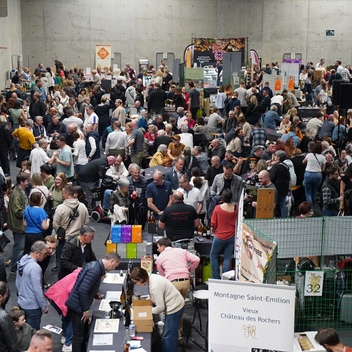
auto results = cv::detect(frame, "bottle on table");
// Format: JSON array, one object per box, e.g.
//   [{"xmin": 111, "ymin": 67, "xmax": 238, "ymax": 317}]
[
  {"xmin": 202, "ymin": 221, "xmax": 207, "ymax": 237},
  {"xmin": 123, "ymin": 327, "xmax": 130, "ymax": 352},
  {"xmin": 124, "ymin": 302, "xmax": 131, "ymax": 327},
  {"xmin": 129, "ymin": 320, "xmax": 135, "ymax": 338},
  {"xmin": 197, "ymin": 222, "xmax": 203, "ymax": 237},
  {"xmin": 206, "ymin": 221, "xmax": 211, "ymax": 240},
  {"xmin": 120, "ymin": 286, "xmax": 126, "ymax": 307}
]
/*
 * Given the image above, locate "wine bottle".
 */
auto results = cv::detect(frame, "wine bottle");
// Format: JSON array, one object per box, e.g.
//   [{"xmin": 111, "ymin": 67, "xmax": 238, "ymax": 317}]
[
  {"xmin": 150, "ymin": 212, "xmax": 156, "ymax": 224},
  {"xmin": 120, "ymin": 286, "xmax": 126, "ymax": 307},
  {"xmin": 206, "ymin": 221, "xmax": 211, "ymax": 239},
  {"xmin": 197, "ymin": 222, "xmax": 203, "ymax": 237},
  {"xmin": 124, "ymin": 302, "xmax": 131, "ymax": 327},
  {"xmin": 147, "ymin": 210, "xmax": 151, "ymax": 223},
  {"xmin": 202, "ymin": 221, "xmax": 207, "ymax": 237},
  {"xmin": 123, "ymin": 327, "xmax": 130, "ymax": 352}
]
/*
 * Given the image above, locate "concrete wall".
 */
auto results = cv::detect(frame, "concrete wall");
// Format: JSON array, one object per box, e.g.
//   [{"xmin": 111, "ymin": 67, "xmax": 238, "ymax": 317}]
[
  {"xmin": 1, "ymin": 0, "xmax": 352, "ymax": 88},
  {"xmin": 0, "ymin": 0, "xmax": 22, "ymax": 89}
]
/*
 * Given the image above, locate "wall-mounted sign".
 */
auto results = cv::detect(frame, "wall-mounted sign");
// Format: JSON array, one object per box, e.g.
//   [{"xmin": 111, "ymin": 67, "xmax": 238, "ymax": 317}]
[{"xmin": 326, "ymin": 30, "xmax": 335, "ymax": 36}]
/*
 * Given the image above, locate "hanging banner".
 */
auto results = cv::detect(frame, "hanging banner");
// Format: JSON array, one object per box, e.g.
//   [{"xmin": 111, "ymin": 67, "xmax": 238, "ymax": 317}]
[
  {"xmin": 95, "ymin": 44, "xmax": 111, "ymax": 69},
  {"xmin": 208, "ymin": 280, "xmax": 295, "ymax": 352},
  {"xmin": 193, "ymin": 38, "xmax": 245, "ymax": 67},
  {"xmin": 240, "ymin": 223, "xmax": 276, "ymax": 283}
]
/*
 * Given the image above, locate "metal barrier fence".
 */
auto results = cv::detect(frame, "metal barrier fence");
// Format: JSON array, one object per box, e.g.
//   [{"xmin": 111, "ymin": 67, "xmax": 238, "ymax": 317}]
[{"xmin": 244, "ymin": 217, "xmax": 352, "ymax": 343}]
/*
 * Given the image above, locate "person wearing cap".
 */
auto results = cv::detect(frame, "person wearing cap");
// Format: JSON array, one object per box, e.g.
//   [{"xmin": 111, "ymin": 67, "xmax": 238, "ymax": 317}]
[
  {"xmin": 167, "ymin": 134, "xmax": 185, "ymax": 160},
  {"xmin": 105, "ymin": 120, "xmax": 127, "ymax": 158},
  {"xmin": 242, "ymin": 145, "xmax": 264, "ymax": 174}
]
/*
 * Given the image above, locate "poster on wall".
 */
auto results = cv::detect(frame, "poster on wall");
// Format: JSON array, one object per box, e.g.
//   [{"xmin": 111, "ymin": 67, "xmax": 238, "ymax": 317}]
[
  {"xmin": 208, "ymin": 280, "xmax": 295, "ymax": 352},
  {"xmin": 240, "ymin": 223, "xmax": 276, "ymax": 283},
  {"xmin": 193, "ymin": 38, "xmax": 245, "ymax": 67},
  {"xmin": 95, "ymin": 44, "xmax": 111, "ymax": 70}
]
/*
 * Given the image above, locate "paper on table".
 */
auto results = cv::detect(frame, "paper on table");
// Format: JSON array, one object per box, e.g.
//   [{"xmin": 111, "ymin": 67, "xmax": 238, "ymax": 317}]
[
  {"xmin": 105, "ymin": 290, "xmax": 122, "ymax": 300},
  {"xmin": 103, "ymin": 272, "xmax": 126, "ymax": 284},
  {"xmin": 132, "ymin": 348, "xmax": 147, "ymax": 352},
  {"xmin": 92, "ymin": 333, "xmax": 113, "ymax": 346},
  {"xmin": 94, "ymin": 319, "xmax": 119, "ymax": 333},
  {"xmin": 98, "ymin": 299, "xmax": 114, "ymax": 311}
]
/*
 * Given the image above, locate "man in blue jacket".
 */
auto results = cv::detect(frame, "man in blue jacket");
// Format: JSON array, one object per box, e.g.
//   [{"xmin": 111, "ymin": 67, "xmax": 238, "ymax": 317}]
[{"xmin": 66, "ymin": 253, "xmax": 121, "ymax": 352}]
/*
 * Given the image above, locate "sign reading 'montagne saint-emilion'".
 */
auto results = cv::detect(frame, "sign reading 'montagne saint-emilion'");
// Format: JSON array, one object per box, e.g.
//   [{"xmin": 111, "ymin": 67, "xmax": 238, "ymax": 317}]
[{"xmin": 208, "ymin": 280, "xmax": 295, "ymax": 352}]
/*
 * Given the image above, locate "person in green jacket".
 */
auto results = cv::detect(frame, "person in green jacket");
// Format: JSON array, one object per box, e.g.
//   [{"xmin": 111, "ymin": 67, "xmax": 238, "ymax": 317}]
[
  {"xmin": 8, "ymin": 172, "xmax": 30, "ymax": 273},
  {"xmin": 10, "ymin": 306, "xmax": 36, "ymax": 351}
]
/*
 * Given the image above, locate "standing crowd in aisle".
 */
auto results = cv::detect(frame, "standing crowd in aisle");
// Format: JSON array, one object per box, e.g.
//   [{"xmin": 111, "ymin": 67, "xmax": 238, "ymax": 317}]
[{"xmin": 0, "ymin": 57, "xmax": 351, "ymax": 352}]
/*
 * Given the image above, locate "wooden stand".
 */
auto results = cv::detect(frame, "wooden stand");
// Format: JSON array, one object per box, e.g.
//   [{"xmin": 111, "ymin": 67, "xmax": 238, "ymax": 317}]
[{"xmin": 256, "ymin": 188, "xmax": 275, "ymax": 219}]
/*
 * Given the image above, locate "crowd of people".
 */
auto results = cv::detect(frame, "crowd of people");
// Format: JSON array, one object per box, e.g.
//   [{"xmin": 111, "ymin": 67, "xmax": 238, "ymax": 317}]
[{"xmin": 0, "ymin": 56, "xmax": 352, "ymax": 351}]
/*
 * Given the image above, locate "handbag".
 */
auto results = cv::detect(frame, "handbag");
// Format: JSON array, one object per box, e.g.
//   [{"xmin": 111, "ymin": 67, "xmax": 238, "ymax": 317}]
[
  {"xmin": 57, "ymin": 204, "xmax": 79, "ymax": 241},
  {"xmin": 297, "ymin": 257, "xmax": 316, "ymax": 271},
  {"xmin": 337, "ymin": 209, "xmax": 345, "ymax": 217},
  {"xmin": 344, "ymin": 188, "xmax": 352, "ymax": 198},
  {"xmin": 0, "ymin": 231, "xmax": 10, "ymax": 252}
]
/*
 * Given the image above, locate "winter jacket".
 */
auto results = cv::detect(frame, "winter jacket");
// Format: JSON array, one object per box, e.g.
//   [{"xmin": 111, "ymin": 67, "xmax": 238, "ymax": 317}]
[
  {"xmin": 0, "ymin": 307, "xmax": 21, "ymax": 352},
  {"xmin": 65, "ymin": 260, "xmax": 105, "ymax": 315},
  {"xmin": 58, "ymin": 235, "xmax": 96, "ymax": 280},
  {"xmin": 53, "ymin": 199, "xmax": 89, "ymax": 240},
  {"xmin": 211, "ymin": 173, "xmax": 243, "ymax": 204},
  {"xmin": 7, "ymin": 186, "xmax": 26, "ymax": 234},
  {"xmin": 16, "ymin": 255, "xmax": 46, "ymax": 311},
  {"xmin": 45, "ymin": 269, "xmax": 81, "ymax": 316},
  {"xmin": 15, "ymin": 323, "xmax": 35, "ymax": 351}
]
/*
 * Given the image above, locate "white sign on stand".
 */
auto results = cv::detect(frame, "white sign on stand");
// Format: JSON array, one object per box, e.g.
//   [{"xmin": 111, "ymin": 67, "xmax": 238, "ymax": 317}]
[{"xmin": 208, "ymin": 280, "xmax": 295, "ymax": 352}]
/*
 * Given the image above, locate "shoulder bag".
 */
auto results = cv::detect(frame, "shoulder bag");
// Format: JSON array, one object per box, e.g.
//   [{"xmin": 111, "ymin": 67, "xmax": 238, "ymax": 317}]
[{"xmin": 57, "ymin": 204, "xmax": 79, "ymax": 241}]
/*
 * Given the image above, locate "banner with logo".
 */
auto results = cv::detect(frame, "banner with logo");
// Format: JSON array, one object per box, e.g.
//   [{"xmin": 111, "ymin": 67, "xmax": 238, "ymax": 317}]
[
  {"xmin": 193, "ymin": 38, "xmax": 245, "ymax": 67},
  {"xmin": 208, "ymin": 280, "xmax": 295, "ymax": 351},
  {"xmin": 95, "ymin": 44, "xmax": 111, "ymax": 69},
  {"xmin": 240, "ymin": 223, "xmax": 276, "ymax": 283}
]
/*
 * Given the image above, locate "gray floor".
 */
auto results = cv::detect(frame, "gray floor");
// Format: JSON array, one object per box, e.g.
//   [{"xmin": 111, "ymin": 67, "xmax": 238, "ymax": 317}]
[{"xmin": 2, "ymin": 158, "xmax": 208, "ymax": 352}]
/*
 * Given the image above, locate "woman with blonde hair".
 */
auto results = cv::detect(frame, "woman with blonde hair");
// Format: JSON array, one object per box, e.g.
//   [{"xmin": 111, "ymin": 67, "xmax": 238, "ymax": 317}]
[
  {"xmin": 30, "ymin": 173, "xmax": 49, "ymax": 209},
  {"xmin": 245, "ymin": 95, "xmax": 261, "ymax": 125},
  {"xmin": 49, "ymin": 172, "xmax": 67, "ymax": 210},
  {"xmin": 165, "ymin": 123, "xmax": 174, "ymax": 137},
  {"xmin": 154, "ymin": 70, "xmax": 163, "ymax": 86}
]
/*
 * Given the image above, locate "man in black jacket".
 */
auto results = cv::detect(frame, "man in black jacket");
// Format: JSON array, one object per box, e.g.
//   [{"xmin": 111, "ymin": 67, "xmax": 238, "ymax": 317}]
[
  {"xmin": 58, "ymin": 225, "xmax": 97, "ymax": 280},
  {"xmin": 148, "ymin": 83, "xmax": 167, "ymax": 116},
  {"xmin": 66, "ymin": 253, "xmax": 120, "ymax": 352},
  {"xmin": 29, "ymin": 92, "xmax": 46, "ymax": 118}
]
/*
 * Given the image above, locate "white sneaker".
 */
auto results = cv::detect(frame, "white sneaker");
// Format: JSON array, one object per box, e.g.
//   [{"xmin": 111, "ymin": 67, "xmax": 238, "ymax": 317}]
[
  {"xmin": 62, "ymin": 344, "xmax": 72, "ymax": 352},
  {"xmin": 60, "ymin": 336, "xmax": 66, "ymax": 344}
]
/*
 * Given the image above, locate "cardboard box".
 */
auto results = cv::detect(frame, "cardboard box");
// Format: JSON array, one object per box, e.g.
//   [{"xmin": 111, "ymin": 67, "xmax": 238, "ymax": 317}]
[
  {"xmin": 133, "ymin": 299, "xmax": 153, "ymax": 333},
  {"xmin": 111, "ymin": 225, "xmax": 122, "ymax": 243},
  {"xmin": 126, "ymin": 243, "xmax": 137, "ymax": 259},
  {"xmin": 131, "ymin": 225, "xmax": 142, "ymax": 243},
  {"xmin": 106, "ymin": 240, "xmax": 117, "ymax": 254},
  {"xmin": 116, "ymin": 243, "xmax": 126, "ymax": 258},
  {"xmin": 137, "ymin": 242, "xmax": 147, "ymax": 258},
  {"xmin": 121, "ymin": 225, "xmax": 132, "ymax": 243},
  {"xmin": 141, "ymin": 255, "xmax": 153, "ymax": 273}
]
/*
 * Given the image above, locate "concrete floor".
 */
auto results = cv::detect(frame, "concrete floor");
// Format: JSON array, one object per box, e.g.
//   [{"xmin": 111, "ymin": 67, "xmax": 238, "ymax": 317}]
[{"xmin": 1, "ymin": 157, "xmax": 209, "ymax": 352}]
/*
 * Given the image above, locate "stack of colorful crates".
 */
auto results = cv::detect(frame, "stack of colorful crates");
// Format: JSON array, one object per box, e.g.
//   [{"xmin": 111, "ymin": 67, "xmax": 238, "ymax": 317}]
[{"xmin": 106, "ymin": 224, "xmax": 146, "ymax": 259}]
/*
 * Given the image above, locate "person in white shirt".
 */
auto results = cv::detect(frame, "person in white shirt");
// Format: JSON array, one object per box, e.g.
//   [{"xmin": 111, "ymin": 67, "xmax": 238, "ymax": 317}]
[
  {"xmin": 105, "ymin": 155, "xmax": 128, "ymax": 181},
  {"xmin": 29, "ymin": 139, "xmax": 55, "ymax": 176},
  {"xmin": 105, "ymin": 120, "xmax": 127, "ymax": 158},
  {"xmin": 72, "ymin": 131, "xmax": 88, "ymax": 174},
  {"xmin": 207, "ymin": 107, "xmax": 223, "ymax": 132},
  {"xmin": 179, "ymin": 125, "xmax": 193, "ymax": 149},
  {"xmin": 84, "ymin": 105, "xmax": 99, "ymax": 131},
  {"xmin": 176, "ymin": 174, "xmax": 202, "ymax": 214}
]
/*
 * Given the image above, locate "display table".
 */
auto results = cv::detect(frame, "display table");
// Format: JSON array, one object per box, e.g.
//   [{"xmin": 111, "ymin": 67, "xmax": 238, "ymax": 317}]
[{"xmin": 87, "ymin": 271, "xmax": 152, "ymax": 352}]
